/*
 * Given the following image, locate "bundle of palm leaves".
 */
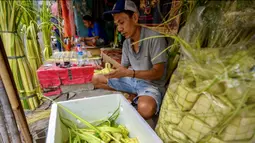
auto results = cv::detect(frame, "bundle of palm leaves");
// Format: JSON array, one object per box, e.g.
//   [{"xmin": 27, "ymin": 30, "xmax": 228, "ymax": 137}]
[
  {"xmin": 40, "ymin": 0, "xmax": 53, "ymax": 60},
  {"xmin": 20, "ymin": 0, "xmax": 43, "ymax": 100},
  {"xmin": 0, "ymin": 1, "xmax": 40, "ymax": 110}
]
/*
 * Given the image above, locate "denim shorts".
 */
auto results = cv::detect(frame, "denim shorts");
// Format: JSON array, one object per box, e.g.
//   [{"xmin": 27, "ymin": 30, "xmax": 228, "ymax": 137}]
[{"xmin": 107, "ymin": 77, "xmax": 162, "ymax": 113}]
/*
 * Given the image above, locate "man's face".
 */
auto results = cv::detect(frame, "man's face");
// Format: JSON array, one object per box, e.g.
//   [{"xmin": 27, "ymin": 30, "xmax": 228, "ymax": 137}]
[
  {"xmin": 83, "ymin": 20, "xmax": 91, "ymax": 28},
  {"xmin": 113, "ymin": 13, "xmax": 137, "ymax": 39}
]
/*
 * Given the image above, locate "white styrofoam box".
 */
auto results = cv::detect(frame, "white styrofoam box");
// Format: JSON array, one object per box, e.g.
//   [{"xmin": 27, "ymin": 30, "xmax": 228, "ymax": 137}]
[{"xmin": 46, "ymin": 94, "xmax": 163, "ymax": 143}]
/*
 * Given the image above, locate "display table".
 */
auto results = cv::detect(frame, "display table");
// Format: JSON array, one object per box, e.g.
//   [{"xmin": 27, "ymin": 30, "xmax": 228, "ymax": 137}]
[{"xmin": 38, "ymin": 48, "xmax": 122, "ymax": 97}]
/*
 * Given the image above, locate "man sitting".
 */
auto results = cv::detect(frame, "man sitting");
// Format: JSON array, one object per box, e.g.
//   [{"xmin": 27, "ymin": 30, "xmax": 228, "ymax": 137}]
[
  {"xmin": 92, "ymin": 0, "xmax": 168, "ymax": 120},
  {"xmin": 82, "ymin": 15, "xmax": 107, "ymax": 46}
]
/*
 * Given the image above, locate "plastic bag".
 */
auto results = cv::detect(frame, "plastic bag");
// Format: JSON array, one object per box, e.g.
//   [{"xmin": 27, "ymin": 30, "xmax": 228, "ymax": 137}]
[{"xmin": 156, "ymin": 1, "xmax": 255, "ymax": 142}]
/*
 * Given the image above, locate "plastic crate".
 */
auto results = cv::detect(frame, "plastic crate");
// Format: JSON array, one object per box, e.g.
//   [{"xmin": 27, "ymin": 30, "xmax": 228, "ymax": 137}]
[{"xmin": 46, "ymin": 94, "xmax": 162, "ymax": 143}]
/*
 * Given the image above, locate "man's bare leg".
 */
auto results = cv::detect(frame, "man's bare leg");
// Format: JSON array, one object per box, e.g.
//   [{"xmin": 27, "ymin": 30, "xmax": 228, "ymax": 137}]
[
  {"xmin": 92, "ymin": 75, "xmax": 137, "ymax": 100},
  {"xmin": 91, "ymin": 74, "xmax": 114, "ymax": 90},
  {"xmin": 137, "ymin": 96, "xmax": 157, "ymax": 120},
  {"xmin": 93, "ymin": 75, "xmax": 156, "ymax": 119}
]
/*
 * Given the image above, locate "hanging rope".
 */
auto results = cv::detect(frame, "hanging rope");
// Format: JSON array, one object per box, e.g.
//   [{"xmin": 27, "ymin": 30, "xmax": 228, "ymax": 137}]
[{"xmin": 0, "ymin": 30, "xmax": 17, "ymax": 34}]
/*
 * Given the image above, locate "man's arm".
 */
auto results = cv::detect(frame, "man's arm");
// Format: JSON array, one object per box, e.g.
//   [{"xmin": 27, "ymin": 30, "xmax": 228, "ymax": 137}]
[
  {"xmin": 94, "ymin": 22, "xmax": 100, "ymax": 37},
  {"xmin": 107, "ymin": 34, "xmax": 167, "ymax": 80},
  {"xmin": 82, "ymin": 36, "xmax": 99, "ymax": 46},
  {"xmin": 106, "ymin": 63, "xmax": 165, "ymax": 81},
  {"xmin": 132, "ymin": 63, "xmax": 165, "ymax": 80},
  {"xmin": 82, "ymin": 36, "xmax": 99, "ymax": 41}
]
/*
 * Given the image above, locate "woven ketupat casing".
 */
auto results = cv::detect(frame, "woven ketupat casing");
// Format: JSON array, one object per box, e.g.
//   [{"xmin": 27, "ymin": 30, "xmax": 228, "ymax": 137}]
[
  {"xmin": 175, "ymin": 85, "xmax": 200, "ymax": 111},
  {"xmin": 159, "ymin": 83, "xmax": 184, "ymax": 124},
  {"xmin": 156, "ymin": 48, "xmax": 255, "ymax": 143},
  {"xmin": 178, "ymin": 115, "xmax": 211, "ymax": 142},
  {"xmin": 189, "ymin": 93, "xmax": 231, "ymax": 127},
  {"xmin": 220, "ymin": 115, "xmax": 255, "ymax": 141},
  {"xmin": 177, "ymin": 93, "xmax": 232, "ymax": 142}
]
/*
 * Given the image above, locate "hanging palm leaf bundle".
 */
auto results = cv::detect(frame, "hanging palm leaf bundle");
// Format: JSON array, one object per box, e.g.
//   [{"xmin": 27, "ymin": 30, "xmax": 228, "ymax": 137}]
[
  {"xmin": 40, "ymin": 0, "xmax": 53, "ymax": 60},
  {"xmin": 20, "ymin": 0, "xmax": 43, "ymax": 100}
]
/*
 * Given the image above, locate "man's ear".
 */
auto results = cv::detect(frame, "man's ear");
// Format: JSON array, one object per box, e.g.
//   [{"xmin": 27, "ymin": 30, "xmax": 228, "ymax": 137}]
[{"xmin": 132, "ymin": 13, "xmax": 139, "ymax": 23}]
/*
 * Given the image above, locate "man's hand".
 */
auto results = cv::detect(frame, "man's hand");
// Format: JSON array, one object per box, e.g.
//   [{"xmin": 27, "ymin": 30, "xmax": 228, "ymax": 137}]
[
  {"xmin": 105, "ymin": 67, "xmax": 132, "ymax": 79},
  {"xmin": 105, "ymin": 63, "xmax": 165, "ymax": 81}
]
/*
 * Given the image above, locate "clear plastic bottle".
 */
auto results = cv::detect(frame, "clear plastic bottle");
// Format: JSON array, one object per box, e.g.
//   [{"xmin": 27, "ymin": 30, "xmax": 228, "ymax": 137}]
[
  {"xmin": 83, "ymin": 47, "xmax": 89, "ymax": 65},
  {"xmin": 76, "ymin": 44, "xmax": 83, "ymax": 66},
  {"xmin": 76, "ymin": 44, "xmax": 81, "ymax": 52},
  {"xmin": 77, "ymin": 51, "xmax": 84, "ymax": 66},
  {"xmin": 75, "ymin": 36, "xmax": 80, "ymax": 45}
]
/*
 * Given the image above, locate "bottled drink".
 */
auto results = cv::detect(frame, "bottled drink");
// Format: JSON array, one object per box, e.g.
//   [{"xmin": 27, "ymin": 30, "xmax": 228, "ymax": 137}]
[
  {"xmin": 77, "ymin": 51, "xmax": 84, "ymax": 66},
  {"xmin": 76, "ymin": 44, "xmax": 83, "ymax": 66},
  {"xmin": 75, "ymin": 36, "xmax": 80, "ymax": 45},
  {"xmin": 83, "ymin": 48, "xmax": 89, "ymax": 65},
  {"xmin": 76, "ymin": 44, "xmax": 81, "ymax": 52}
]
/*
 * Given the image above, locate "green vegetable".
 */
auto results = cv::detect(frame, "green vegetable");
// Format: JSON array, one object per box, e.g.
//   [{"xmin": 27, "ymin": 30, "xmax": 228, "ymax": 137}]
[{"xmin": 112, "ymin": 133, "xmax": 123, "ymax": 141}]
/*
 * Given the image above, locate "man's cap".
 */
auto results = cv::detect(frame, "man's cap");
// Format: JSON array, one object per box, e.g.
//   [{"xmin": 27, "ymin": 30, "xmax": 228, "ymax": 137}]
[{"xmin": 103, "ymin": 0, "xmax": 138, "ymax": 20}]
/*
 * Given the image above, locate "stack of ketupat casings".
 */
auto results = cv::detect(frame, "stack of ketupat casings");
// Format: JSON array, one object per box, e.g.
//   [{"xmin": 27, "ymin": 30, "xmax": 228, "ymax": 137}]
[{"xmin": 156, "ymin": 1, "xmax": 255, "ymax": 143}]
